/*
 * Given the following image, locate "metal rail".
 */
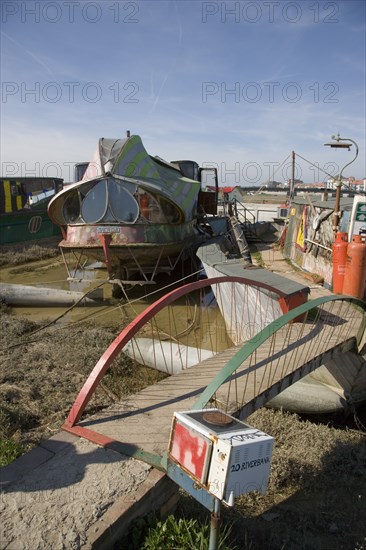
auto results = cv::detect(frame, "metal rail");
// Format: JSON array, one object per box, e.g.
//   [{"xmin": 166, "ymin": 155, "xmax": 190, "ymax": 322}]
[{"xmin": 192, "ymin": 295, "xmax": 365, "ymax": 415}]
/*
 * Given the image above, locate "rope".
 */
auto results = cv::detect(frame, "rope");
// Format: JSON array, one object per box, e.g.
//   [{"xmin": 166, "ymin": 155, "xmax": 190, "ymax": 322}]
[
  {"xmin": 295, "ymin": 152, "xmax": 342, "ymax": 182},
  {"xmin": 253, "ymin": 154, "xmax": 291, "ymax": 195},
  {"xmin": 5, "ymin": 268, "xmax": 206, "ymax": 349},
  {"xmin": 6, "ymin": 281, "xmax": 108, "ymax": 349}
]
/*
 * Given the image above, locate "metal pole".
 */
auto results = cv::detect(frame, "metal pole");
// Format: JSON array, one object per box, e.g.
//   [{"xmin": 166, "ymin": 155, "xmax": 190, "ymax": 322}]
[
  {"xmin": 333, "ymin": 178, "xmax": 342, "ymax": 233},
  {"xmin": 290, "ymin": 150, "xmax": 295, "ymax": 201},
  {"xmin": 209, "ymin": 498, "xmax": 221, "ymax": 550},
  {"xmin": 325, "ymin": 135, "xmax": 359, "ymax": 233}
]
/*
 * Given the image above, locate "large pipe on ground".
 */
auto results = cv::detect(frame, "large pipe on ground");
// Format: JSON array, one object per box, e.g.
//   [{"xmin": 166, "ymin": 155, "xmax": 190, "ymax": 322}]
[{"xmin": 0, "ymin": 283, "xmax": 102, "ymax": 307}]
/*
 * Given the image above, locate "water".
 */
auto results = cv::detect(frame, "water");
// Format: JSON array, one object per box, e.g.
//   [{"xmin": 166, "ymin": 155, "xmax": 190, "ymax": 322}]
[
  {"xmin": 0, "ymin": 257, "xmax": 230, "ymax": 351},
  {"xmin": 0, "ymin": 258, "xmax": 127, "ymax": 326}
]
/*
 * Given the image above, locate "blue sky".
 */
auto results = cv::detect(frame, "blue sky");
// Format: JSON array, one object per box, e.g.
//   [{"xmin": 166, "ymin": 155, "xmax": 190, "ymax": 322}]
[{"xmin": 1, "ymin": 0, "xmax": 365, "ymax": 185}]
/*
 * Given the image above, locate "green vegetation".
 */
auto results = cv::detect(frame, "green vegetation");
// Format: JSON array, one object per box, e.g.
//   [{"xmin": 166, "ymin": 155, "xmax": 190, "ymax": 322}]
[
  {"xmin": 250, "ymin": 250, "xmax": 265, "ymax": 267},
  {"xmin": 0, "ymin": 438, "xmax": 23, "ymax": 467},
  {"xmin": 119, "ymin": 514, "xmax": 237, "ymax": 550}
]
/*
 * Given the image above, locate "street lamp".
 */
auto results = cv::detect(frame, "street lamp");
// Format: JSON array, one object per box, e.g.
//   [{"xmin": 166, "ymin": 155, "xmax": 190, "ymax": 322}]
[{"xmin": 324, "ymin": 133, "xmax": 359, "ymax": 234}]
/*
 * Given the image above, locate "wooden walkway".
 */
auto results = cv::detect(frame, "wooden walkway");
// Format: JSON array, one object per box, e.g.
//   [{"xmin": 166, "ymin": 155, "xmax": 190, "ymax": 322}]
[{"xmin": 69, "ymin": 317, "xmax": 362, "ymax": 459}]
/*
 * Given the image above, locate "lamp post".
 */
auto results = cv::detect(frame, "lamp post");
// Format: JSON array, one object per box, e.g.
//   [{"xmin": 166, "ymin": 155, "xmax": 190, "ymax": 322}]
[{"xmin": 324, "ymin": 133, "xmax": 359, "ymax": 234}]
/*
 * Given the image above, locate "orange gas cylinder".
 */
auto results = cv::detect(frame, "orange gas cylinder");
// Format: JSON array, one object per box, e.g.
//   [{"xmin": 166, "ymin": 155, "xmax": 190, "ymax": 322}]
[
  {"xmin": 342, "ymin": 235, "xmax": 366, "ymax": 299},
  {"xmin": 332, "ymin": 232, "xmax": 348, "ymax": 294}
]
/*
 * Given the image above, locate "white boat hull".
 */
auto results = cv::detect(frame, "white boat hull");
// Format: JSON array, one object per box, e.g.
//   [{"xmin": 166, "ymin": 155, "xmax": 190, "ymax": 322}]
[{"xmin": 123, "ymin": 338, "xmax": 216, "ymax": 375}]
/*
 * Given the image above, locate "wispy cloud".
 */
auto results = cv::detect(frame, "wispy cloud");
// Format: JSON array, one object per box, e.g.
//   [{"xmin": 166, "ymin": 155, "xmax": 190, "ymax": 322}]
[{"xmin": 1, "ymin": 31, "xmax": 55, "ymax": 76}]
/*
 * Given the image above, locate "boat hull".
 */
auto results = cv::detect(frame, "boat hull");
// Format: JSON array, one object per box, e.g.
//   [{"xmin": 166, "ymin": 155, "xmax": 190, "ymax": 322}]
[{"xmin": 59, "ymin": 221, "xmax": 204, "ymax": 272}]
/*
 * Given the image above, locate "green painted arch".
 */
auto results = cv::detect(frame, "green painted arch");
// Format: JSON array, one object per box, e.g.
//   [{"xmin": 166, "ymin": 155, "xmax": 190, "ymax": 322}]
[{"xmin": 192, "ymin": 294, "xmax": 366, "ymax": 412}]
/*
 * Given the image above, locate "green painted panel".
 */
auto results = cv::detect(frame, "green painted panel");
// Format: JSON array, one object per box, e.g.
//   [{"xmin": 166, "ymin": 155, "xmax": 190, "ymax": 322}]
[{"xmin": 0, "ymin": 209, "xmax": 61, "ymax": 244}]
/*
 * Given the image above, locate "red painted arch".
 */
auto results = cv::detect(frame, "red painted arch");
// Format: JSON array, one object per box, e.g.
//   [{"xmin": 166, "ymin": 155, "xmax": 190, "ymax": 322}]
[{"xmin": 64, "ymin": 275, "xmax": 304, "ymax": 427}]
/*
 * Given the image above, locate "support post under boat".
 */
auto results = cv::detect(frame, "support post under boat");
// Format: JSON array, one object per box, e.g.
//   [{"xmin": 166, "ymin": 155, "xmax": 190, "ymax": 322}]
[{"xmin": 98, "ymin": 234, "xmax": 114, "ymax": 277}]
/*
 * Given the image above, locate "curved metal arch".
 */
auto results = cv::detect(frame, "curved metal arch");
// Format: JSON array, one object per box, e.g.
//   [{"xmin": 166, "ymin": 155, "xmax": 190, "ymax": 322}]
[
  {"xmin": 65, "ymin": 275, "xmax": 302, "ymax": 427},
  {"xmin": 192, "ymin": 295, "xmax": 366, "ymax": 414}
]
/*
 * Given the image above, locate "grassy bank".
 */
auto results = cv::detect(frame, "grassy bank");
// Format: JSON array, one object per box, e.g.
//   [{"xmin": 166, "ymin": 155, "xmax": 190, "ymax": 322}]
[
  {"xmin": 0, "ymin": 305, "xmax": 165, "ymax": 461},
  {"xmin": 0, "ymin": 239, "xmax": 61, "ymax": 267}
]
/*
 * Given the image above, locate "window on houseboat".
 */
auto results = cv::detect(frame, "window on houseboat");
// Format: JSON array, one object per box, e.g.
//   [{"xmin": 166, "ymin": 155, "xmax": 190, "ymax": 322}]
[
  {"xmin": 159, "ymin": 196, "xmax": 181, "ymax": 223},
  {"xmin": 137, "ymin": 188, "xmax": 181, "ymax": 223},
  {"xmin": 63, "ymin": 178, "xmax": 182, "ymax": 225},
  {"xmin": 63, "ymin": 191, "xmax": 81, "ymax": 223},
  {"xmin": 109, "ymin": 179, "xmax": 139, "ymax": 223},
  {"xmin": 81, "ymin": 180, "xmax": 108, "ymax": 223}
]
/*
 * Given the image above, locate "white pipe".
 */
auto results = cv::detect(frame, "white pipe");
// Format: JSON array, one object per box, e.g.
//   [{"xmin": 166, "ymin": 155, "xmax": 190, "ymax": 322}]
[
  {"xmin": 0, "ymin": 283, "xmax": 101, "ymax": 307},
  {"xmin": 304, "ymin": 239, "xmax": 332, "ymax": 252}
]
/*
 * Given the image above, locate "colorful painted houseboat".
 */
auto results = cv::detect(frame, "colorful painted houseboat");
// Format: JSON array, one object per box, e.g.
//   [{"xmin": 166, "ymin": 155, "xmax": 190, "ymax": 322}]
[{"xmin": 47, "ymin": 133, "xmax": 219, "ymax": 283}]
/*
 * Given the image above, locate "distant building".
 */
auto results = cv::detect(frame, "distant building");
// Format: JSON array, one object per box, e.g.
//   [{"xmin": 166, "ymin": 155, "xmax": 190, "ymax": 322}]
[
  {"xmin": 352, "ymin": 178, "xmax": 366, "ymax": 192},
  {"xmin": 268, "ymin": 181, "xmax": 283, "ymax": 188},
  {"xmin": 295, "ymin": 182, "xmax": 325, "ymax": 189},
  {"xmin": 326, "ymin": 176, "xmax": 365, "ymax": 191}
]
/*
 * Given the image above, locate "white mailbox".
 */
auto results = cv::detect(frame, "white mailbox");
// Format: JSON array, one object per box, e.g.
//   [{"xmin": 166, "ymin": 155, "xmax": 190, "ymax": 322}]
[{"xmin": 168, "ymin": 409, "xmax": 274, "ymax": 506}]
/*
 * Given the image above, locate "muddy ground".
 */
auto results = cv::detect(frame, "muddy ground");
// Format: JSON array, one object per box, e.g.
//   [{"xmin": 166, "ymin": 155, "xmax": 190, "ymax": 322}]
[{"xmin": 0, "ymin": 243, "xmax": 365, "ymax": 549}]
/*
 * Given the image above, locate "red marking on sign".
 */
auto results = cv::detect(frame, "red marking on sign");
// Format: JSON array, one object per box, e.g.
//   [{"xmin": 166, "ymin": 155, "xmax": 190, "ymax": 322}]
[{"xmin": 170, "ymin": 422, "xmax": 209, "ymax": 482}]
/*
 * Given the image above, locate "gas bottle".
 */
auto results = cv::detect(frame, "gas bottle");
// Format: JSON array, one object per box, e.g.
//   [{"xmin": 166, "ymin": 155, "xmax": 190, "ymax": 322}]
[
  {"xmin": 342, "ymin": 235, "xmax": 366, "ymax": 299},
  {"xmin": 332, "ymin": 232, "xmax": 348, "ymax": 294}
]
